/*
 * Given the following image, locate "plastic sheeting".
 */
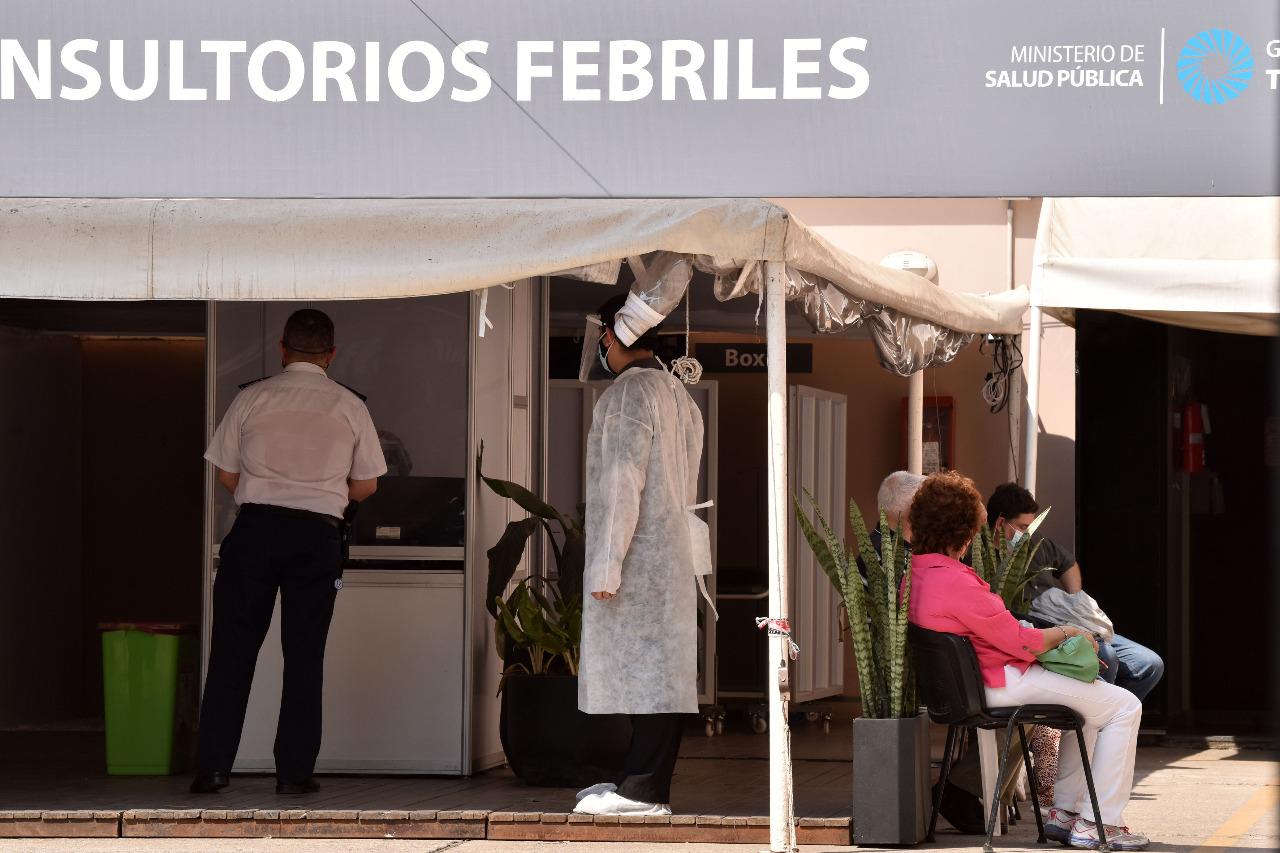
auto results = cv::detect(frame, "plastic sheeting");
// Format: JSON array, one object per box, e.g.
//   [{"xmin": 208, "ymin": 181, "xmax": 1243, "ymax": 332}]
[
  {"xmin": 611, "ymin": 253, "xmax": 694, "ymax": 346},
  {"xmin": 564, "ymin": 249, "xmax": 973, "ymax": 373},
  {"xmin": 709, "ymin": 258, "xmax": 976, "ymax": 373},
  {"xmin": 0, "ymin": 198, "xmax": 1027, "ymax": 341},
  {"xmin": 864, "ymin": 310, "xmax": 975, "ymax": 376},
  {"xmin": 1033, "ymin": 197, "xmax": 1280, "ymax": 337}
]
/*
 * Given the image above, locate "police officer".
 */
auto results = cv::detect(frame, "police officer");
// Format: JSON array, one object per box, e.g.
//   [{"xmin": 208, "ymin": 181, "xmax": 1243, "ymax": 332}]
[{"xmin": 191, "ymin": 309, "xmax": 386, "ymax": 795}]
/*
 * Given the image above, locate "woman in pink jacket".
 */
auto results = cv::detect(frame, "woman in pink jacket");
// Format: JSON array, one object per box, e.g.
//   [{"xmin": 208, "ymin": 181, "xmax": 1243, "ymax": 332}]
[{"xmin": 907, "ymin": 471, "xmax": 1148, "ymax": 851}]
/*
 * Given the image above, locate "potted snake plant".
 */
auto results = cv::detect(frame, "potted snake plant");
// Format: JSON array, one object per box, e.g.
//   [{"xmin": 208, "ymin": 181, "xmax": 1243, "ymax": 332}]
[
  {"xmin": 796, "ymin": 494, "xmax": 930, "ymax": 846},
  {"xmin": 477, "ymin": 447, "xmax": 630, "ymax": 787}
]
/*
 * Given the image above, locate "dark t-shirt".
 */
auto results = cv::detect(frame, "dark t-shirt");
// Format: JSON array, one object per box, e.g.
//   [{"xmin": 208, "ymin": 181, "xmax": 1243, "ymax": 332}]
[{"xmin": 1025, "ymin": 535, "xmax": 1076, "ymax": 600}]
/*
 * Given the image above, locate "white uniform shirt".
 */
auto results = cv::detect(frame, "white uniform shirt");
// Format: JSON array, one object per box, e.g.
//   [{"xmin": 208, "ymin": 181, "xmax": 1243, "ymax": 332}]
[{"xmin": 205, "ymin": 362, "xmax": 387, "ymax": 519}]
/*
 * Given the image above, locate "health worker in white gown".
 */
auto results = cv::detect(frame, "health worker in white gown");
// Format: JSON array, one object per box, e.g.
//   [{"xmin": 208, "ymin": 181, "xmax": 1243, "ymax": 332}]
[{"xmin": 575, "ymin": 293, "xmax": 705, "ymax": 818}]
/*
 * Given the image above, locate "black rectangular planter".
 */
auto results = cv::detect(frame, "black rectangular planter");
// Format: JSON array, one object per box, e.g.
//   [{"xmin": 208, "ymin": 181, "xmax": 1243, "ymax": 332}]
[
  {"xmin": 500, "ymin": 674, "xmax": 631, "ymax": 787},
  {"xmin": 851, "ymin": 713, "xmax": 931, "ymax": 846}
]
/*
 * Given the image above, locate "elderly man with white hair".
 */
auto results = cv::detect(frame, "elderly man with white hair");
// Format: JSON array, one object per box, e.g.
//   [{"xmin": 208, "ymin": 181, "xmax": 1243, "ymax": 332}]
[
  {"xmin": 876, "ymin": 470, "xmax": 926, "ymax": 541},
  {"xmin": 857, "ymin": 471, "xmax": 925, "ymax": 579}
]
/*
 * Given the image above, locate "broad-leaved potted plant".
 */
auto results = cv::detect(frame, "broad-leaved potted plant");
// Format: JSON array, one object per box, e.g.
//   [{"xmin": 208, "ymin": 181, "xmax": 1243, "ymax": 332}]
[{"xmin": 478, "ymin": 447, "xmax": 630, "ymax": 787}]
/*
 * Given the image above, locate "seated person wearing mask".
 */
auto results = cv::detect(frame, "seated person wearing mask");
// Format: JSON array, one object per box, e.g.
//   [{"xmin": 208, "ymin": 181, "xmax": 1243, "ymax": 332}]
[
  {"xmin": 908, "ymin": 472, "xmax": 1149, "ymax": 851},
  {"xmin": 986, "ymin": 483, "xmax": 1165, "ymax": 702}
]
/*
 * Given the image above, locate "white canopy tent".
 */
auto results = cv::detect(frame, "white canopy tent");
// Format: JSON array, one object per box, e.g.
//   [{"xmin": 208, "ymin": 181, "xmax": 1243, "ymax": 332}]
[
  {"xmin": 1023, "ymin": 196, "xmax": 1280, "ymax": 493},
  {"xmin": 0, "ymin": 198, "xmax": 1026, "ymax": 334},
  {"xmin": 0, "ymin": 197, "xmax": 1027, "ymax": 853},
  {"xmin": 1032, "ymin": 196, "xmax": 1280, "ymax": 337}
]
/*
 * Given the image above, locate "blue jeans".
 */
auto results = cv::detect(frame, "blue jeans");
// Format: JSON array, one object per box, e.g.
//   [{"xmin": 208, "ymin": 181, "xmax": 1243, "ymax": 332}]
[{"xmin": 1098, "ymin": 634, "xmax": 1165, "ymax": 701}]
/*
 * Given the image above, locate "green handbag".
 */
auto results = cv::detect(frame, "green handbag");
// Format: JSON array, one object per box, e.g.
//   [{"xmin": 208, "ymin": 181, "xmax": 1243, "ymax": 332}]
[{"xmin": 1036, "ymin": 635, "xmax": 1100, "ymax": 683}]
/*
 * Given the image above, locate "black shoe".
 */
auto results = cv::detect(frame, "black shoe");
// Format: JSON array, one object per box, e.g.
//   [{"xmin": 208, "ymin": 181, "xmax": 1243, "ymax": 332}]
[
  {"xmin": 933, "ymin": 779, "xmax": 987, "ymax": 835},
  {"xmin": 276, "ymin": 778, "xmax": 321, "ymax": 795},
  {"xmin": 189, "ymin": 771, "xmax": 230, "ymax": 794}
]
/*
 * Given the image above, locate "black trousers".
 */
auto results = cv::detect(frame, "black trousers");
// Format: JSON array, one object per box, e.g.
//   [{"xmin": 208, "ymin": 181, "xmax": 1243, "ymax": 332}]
[
  {"xmin": 616, "ymin": 714, "xmax": 686, "ymax": 804},
  {"xmin": 195, "ymin": 506, "xmax": 342, "ymax": 783}
]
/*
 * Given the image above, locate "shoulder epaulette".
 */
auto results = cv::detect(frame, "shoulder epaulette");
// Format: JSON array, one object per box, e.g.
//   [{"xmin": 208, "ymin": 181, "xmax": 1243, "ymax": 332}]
[
  {"xmin": 238, "ymin": 373, "xmax": 366, "ymax": 402},
  {"xmin": 334, "ymin": 381, "xmax": 368, "ymax": 402}
]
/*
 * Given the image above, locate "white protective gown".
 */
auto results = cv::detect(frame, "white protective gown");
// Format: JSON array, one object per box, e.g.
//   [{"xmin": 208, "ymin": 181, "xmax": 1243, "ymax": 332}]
[{"xmin": 578, "ymin": 364, "xmax": 705, "ymax": 715}]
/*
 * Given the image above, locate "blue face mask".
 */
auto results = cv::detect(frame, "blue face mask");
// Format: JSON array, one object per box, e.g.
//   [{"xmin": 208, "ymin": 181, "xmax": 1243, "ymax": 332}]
[
  {"xmin": 1010, "ymin": 529, "xmax": 1029, "ymax": 548},
  {"xmin": 597, "ymin": 338, "xmax": 616, "ymax": 377}
]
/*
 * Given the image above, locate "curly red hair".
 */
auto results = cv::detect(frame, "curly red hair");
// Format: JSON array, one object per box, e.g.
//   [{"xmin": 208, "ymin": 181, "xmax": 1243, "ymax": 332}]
[{"xmin": 907, "ymin": 471, "xmax": 986, "ymax": 556}]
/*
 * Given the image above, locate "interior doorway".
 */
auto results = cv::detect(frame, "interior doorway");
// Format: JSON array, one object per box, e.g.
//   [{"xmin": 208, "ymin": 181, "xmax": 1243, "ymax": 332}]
[
  {"xmin": 0, "ymin": 300, "xmax": 205, "ymax": 770},
  {"xmin": 1076, "ymin": 310, "xmax": 1276, "ymax": 734}
]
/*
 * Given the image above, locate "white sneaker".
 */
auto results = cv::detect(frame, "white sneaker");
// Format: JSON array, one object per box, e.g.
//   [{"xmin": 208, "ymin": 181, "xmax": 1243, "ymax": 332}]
[
  {"xmin": 575, "ymin": 782, "xmax": 617, "ymax": 802},
  {"xmin": 1068, "ymin": 817, "xmax": 1150, "ymax": 850},
  {"xmin": 1044, "ymin": 808, "xmax": 1079, "ymax": 843},
  {"xmin": 573, "ymin": 790, "xmax": 671, "ymax": 817}
]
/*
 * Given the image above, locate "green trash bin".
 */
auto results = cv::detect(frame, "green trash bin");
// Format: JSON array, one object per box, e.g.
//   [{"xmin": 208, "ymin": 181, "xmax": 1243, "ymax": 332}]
[{"xmin": 100, "ymin": 622, "xmax": 195, "ymax": 775}]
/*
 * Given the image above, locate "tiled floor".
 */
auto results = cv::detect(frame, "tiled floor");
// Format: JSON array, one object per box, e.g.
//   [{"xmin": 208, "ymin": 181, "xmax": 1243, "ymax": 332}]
[
  {"xmin": 1, "ymin": 722, "xmax": 1266, "ymax": 847},
  {"xmin": 0, "ymin": 717, "xmax": 854, "ymax": 817}
]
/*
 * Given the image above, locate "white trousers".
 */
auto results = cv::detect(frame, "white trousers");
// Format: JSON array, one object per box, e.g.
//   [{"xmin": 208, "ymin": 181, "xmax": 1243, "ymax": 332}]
[{"xmin": 985, "ymin": 664, "xmax": 1142, "ymax": 827}]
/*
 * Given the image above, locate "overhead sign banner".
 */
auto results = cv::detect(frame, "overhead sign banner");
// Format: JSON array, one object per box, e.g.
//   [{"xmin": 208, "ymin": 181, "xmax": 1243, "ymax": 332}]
[{"xmin": 1, "ymin": 0, "xmax": 1276, "ymax": 197}]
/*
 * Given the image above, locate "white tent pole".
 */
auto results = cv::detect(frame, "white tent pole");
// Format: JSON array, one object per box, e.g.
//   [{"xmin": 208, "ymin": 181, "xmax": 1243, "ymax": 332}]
[
  {"xmin": 764, "ymin": 260, "xmax": 797, "ymax": 853},
  {"xmin": 1022, "ymin": 306, "xmax": 1044, "ymax": 492},
  {"xmin": 1006, "ymin": 200, "xmax": 1023, "ymax": 482},
  {"xmin": 907, "ymin": 372, "xmax": 925, "ymax": 474}
]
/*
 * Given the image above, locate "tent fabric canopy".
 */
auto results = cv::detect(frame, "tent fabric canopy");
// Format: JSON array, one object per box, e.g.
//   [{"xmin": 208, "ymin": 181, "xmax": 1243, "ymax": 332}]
[
  {"xmin": 1033, "ymin": 197, "xmax": 1280, "ymax": 336},
  {"xmin": 0, "ymin": 198, "xmax": 1026, "ymax": 336}
]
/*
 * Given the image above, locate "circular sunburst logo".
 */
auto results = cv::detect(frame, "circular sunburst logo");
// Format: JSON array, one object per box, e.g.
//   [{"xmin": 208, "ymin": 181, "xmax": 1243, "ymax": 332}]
[{"xmin": 1177, "ymin": 29, "xmax": 1254, "ymax": 104}]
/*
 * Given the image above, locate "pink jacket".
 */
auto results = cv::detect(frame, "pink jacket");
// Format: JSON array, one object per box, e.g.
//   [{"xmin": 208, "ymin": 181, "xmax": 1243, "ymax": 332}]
[{"xmin": 908, "ymin": 552, "xmax": 1043, "ymax": 688}]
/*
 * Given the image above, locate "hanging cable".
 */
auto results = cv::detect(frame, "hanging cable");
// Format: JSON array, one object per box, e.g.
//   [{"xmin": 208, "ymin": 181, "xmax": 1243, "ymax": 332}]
[
  {"xmin": 669, "ymin": 288, "xmax": 704, "ymax": 385},
  {"xmin": 980, "ymin": 334, "xmax": 1023, "ymax": 414}
]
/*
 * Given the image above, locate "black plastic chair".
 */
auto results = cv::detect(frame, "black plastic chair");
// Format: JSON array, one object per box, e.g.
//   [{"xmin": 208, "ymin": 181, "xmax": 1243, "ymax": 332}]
[{"xmin": 908, "ymin": 624, "xmax": 1109, "ymax": 853}]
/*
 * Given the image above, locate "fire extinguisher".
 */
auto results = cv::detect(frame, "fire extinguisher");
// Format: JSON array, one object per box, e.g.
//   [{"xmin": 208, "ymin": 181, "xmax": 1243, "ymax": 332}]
[{"xmin": 1181, "ymin": 402, "xmax": 1207, "ymax": 472}]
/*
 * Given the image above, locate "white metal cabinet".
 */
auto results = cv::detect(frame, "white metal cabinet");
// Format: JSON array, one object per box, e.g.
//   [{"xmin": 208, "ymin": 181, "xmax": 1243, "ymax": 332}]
[{"xmin": 232, "ymin": 569, "xmax": 466, "ymax": 774}]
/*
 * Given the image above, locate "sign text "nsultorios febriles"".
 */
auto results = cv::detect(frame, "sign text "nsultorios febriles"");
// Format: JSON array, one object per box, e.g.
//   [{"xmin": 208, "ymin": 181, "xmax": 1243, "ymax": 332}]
[{"xmin": 0, "ymin": 38, "xmax": 872, "ymax": 103}]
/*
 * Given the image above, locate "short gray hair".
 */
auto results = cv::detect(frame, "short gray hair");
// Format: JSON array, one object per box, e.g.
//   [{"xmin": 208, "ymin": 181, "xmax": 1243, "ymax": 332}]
[{"xmin": 877, "ymin": 471, "xmax": 926, "ymax": 519}]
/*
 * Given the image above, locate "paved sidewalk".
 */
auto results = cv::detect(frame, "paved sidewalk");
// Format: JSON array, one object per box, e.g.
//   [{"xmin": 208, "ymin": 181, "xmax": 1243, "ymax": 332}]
[{"xmin": 1, "ymin": 746, "xmax": 1273, "ymax": 852}]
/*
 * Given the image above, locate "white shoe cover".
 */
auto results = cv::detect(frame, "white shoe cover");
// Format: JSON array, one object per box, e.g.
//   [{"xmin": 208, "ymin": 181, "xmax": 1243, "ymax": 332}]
[
  {"xmin": 575, "ymin": 782, "xmax": 617, "ymax": 802},
  {"xmin": 573, "ymin": 792, "xmax": 606, "ymax": 815},
  {"xmin": 573, "ymin": 790, "xmax": 671, "ymax": 817}
]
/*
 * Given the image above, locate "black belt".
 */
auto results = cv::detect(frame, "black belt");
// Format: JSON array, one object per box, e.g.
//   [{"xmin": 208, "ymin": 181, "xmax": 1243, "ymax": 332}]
[{"xmin": 239, "ymin": 503, "xmax": 341, "ymax": 529}]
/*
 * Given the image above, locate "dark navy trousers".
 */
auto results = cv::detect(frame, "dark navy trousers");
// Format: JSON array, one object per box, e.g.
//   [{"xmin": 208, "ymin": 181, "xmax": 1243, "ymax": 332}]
[{"xmin": 195, "ymin": 506, "xmax": 342, "ymax": 783}]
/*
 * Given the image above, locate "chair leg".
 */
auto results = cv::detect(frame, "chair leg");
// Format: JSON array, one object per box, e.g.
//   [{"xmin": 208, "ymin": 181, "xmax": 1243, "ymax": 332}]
[
  {"xmin": 1072, "ymin": 722, "xmax": 1109, "ymax": 853},
  {"xmin": 928, "ymin": 724, "xmax": 959, "ymax": 842},
  {"xmin": 1018, "ymin": 724, "xmax": 1047, "ymax": 843},
  {"xmin": 984, "ymin": 713, "xmax": 1021, "ymax": 853}
]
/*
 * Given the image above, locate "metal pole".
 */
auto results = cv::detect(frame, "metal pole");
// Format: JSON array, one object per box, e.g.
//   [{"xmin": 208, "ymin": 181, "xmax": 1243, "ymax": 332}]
[
  {"xmin": 1006, "ymin": 201, "xmax": 1023, "ymax": 482},
  {"xmin": 1008, "ymin": 343, "xmax": 1023, "ymax": 482},
  {"xmin": 907, "ymin": 371, "xmax": 925, "ymax": 474},
  {"xmin": 201, "ymin": 300, "xmax": 218, "ymax": 689},
  {"xmin": 1022, "ymin": 306, "xmax": 1044, "ymax": 493},
  {"xmin": 764, "ymin": 261, "xmax": 797, "ymax": 853}
]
